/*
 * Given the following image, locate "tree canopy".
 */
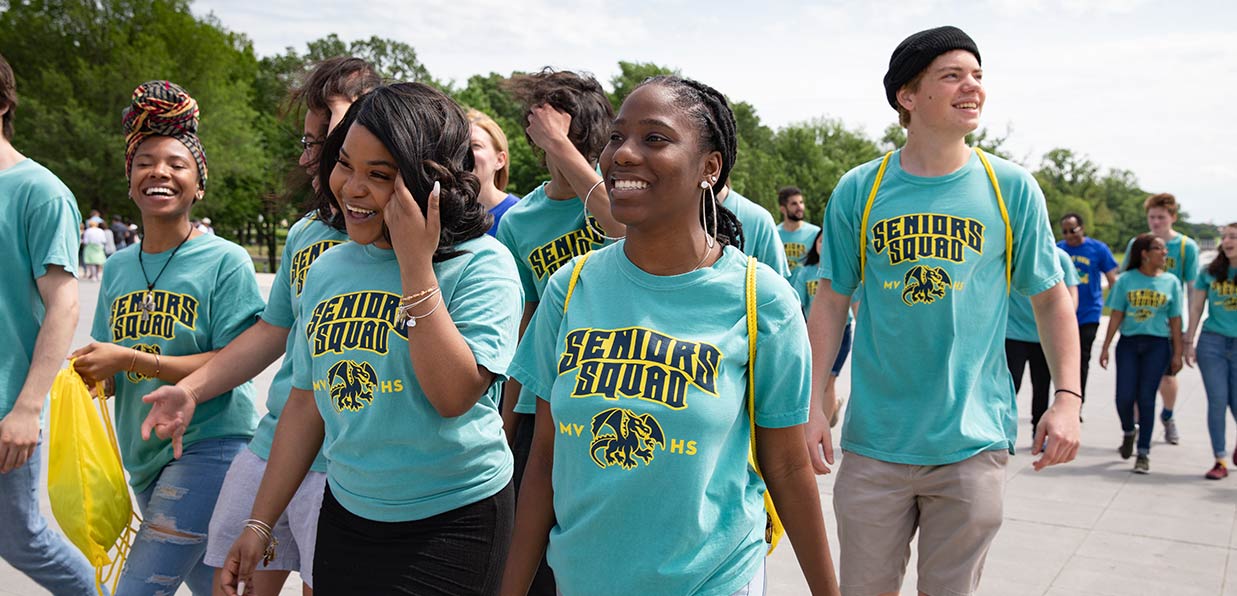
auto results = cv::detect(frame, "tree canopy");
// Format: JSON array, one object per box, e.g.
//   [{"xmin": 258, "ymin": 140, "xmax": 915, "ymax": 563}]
[{"xmin": 0, "ymin": 0, "xmax": 1212, "ymax": 256}]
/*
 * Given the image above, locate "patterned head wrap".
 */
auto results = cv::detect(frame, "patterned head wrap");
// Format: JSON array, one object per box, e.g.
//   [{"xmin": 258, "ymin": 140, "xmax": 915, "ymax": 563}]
[{"xmin": 123, "ymin": 80, "xmax": 208, "ymax": 190}]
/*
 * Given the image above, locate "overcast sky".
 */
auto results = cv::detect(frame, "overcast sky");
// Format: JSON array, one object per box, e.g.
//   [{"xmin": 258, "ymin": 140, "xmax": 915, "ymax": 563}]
[{"xmin": 195, "ymin": 0, "xmax": 1235, "ymax": 223}]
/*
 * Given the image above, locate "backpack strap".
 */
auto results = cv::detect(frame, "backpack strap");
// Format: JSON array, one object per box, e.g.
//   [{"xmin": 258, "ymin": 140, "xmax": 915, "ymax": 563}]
[
  {"xmin": 744, "ymin": 256, "xmax": 784, "ymax": 553},
  {"xmin": 563, "ymin": 252, "xmax": 593, "ymax": 312},
  {"xmin": 973, "ymin": 148, "xmax": 1013, "ymax": 294},
  {"xmin": 858, "ymin": 152, "xmax": 894, "ymax": 284},
  {"xmin": 860, "ymin": 148, "xmax": 1012, "ymax": 293}
]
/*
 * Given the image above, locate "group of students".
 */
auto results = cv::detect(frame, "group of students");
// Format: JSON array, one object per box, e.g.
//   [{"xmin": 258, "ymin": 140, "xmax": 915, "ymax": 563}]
[
  {"xmin": 1043, "ymin": 194, "xmax": 1237, "ymax": 477},
  {"xmin": 0, "ymin": 24, "xmax": 1231, "ymax": 596}
]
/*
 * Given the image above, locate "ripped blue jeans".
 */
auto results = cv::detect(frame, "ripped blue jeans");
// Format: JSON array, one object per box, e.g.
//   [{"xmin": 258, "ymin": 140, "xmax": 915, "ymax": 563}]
[{"xmin": 117, "ymin": 437, "xmax": 246, "ymax": 596}]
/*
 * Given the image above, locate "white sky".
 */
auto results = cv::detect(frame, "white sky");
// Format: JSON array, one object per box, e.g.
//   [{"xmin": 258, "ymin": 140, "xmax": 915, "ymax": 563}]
[{"xmin": 195, "ymin": 0, "xmax": 1236, "ymax": 223}]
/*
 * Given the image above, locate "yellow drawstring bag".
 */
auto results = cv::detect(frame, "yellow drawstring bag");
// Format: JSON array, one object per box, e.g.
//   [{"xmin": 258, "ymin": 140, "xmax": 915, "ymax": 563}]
[{"xmin": 48, "ymin": 361, "xmax": 139, "ymax": 595}]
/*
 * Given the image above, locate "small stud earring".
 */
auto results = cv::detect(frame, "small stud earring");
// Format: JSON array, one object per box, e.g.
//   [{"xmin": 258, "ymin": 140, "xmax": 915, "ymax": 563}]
[{"xmin": 700, "ymin": 181, "xmax": 709, "ymax": 189}]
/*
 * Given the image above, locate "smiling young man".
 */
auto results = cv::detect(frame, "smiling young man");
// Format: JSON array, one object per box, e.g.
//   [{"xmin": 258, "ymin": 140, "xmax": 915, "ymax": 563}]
[
  {"xmin": 1119, "ymin": 193, "xmax": 1199, "ymax": 444},
  {"xmin": 777, "ymin": 186, "xmax": 821, "ymax": 273},
  {"xmin": 1057, "ymin": 212, "xmax": 1118, "ymax": 405},
  {"xmin": 803, "ymin": 27, "xmax": 1081, "ymax": 596}
]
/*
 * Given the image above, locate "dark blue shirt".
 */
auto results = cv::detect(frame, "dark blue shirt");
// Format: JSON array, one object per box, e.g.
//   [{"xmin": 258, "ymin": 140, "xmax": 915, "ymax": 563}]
[
  {"xmin": 486, "ymin": 193, "xmax": 520, "ymax": 237},
  {"xmin": 1057, "ymin": 237, "xmax": 1118, "ymax": 324}
]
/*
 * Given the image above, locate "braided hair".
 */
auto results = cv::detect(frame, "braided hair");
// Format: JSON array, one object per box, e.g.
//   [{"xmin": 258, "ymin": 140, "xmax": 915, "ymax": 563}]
[
  {"xmin": 637, "ymin": 76, "xmax": 744, "ymax": 250},
  {"xmin": 316, "ymin": 83, "xmax": 490, "ymax": 262}
]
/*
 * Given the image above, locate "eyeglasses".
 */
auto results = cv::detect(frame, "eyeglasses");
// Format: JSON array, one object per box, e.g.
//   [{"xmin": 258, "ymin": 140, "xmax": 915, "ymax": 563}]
[
  {"xmin": 300, "ymin": 136, "xmax": 324, "ymax": 152},
  {"xmin": 1063, "ymin": 226, "xmax": 1081, "ymax": 235}
]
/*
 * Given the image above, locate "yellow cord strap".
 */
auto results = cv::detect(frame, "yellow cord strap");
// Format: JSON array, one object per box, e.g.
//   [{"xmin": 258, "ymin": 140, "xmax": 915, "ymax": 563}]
[{"xmin": 563, "ymin": 252, "xmax": 593, "ymax": 312}]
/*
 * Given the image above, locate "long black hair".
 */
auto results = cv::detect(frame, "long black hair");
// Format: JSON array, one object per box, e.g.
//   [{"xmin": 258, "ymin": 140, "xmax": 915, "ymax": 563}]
[
  {"xmin": 1125, "ymin": 233, "xmax": 1160, "ymax": 272},
  {"xmin": 636, "ymin": 75, "xmax": 744, "ymax": 250},
  {"xmin": 804, "ymin": 230, "xmax": 824, "ymax": 267},
  {"xmin": 316, "ymin": 83, "xmax": 490, "ymax": 261},
  {"xmin": 1207, "ymin": 223, "xmax": 1236, "ymax": 281}
]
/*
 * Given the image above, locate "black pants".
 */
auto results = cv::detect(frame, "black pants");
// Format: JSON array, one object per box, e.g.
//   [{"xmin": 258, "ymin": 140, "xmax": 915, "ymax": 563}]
[
  {"xmin": 1007, "ymin": 339, "xmax": 1052, "ymax": 431},
  {"xmin": 512, "ymin": 413, "xmax": 557, "ymax": 595},
  {"xmin": 313, "ymin": 482, "xmax": 513, "ymax": 596},
  {"xmin": 1078, "ymin": 322, "xmax": 1099, "ymax": 401}
]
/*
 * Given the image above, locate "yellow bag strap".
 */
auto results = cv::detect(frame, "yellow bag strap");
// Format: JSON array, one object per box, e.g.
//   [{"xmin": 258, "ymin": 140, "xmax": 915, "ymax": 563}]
[
  {"xmin": 744, "ymin": 256, "xmax": 784, "ymax": 553},
  {"xmin": 563, "ymin": 252, "xmax": 593, "ymax": 312},
  {"xmin": 860, "ymin": 148, "xmax": 1013, "ymax": 293}
]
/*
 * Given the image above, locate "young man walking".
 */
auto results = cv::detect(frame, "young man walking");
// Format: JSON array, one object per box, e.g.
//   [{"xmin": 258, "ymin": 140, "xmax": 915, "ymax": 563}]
[
  {"xmin": 804, "ymin": 27, "xmax": 1081, "ymax": 596},
  {"xmin": 1057, "ymin": 212, "xmax": 1118, "ymax": 405},
  {"xmin": 777, "ymin": 185, "xmax": 821, "ymax": 272},
  {"xmin": 0, "ymin": 53, "xmax": 99, "ymax": 593}
]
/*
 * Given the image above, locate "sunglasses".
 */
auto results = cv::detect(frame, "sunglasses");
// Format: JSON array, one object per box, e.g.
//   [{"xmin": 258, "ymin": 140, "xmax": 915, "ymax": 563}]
[{"xmin": 1062, "ymin": 226, "xmax": 1081, "ymax": 235}]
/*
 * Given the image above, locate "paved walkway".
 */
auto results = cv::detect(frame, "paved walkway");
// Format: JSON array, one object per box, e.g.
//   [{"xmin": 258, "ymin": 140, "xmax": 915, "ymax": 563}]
[{"xmin": 3, "ymin": 276, "xmax": 1234, "ymax": 595}]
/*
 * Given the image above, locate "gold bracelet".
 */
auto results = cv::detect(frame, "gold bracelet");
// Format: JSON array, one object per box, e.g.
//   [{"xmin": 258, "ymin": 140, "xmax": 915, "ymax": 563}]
[
  {"xmin": 401, "ymin": 285, "xmax": 439, "ymax": 303},
  {"xmin": 127, "ymin": 349, "xmax": 139, "ymax": 373},
  {"xmin": 152, "ymin": 353, "xmax": 162, "ymax": 379}
]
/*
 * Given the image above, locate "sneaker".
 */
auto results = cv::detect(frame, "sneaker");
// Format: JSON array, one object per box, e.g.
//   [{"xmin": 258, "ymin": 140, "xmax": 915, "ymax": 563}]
[
  {"xmin": 1119, "ymin": 433, "xmax": 1135, "ymax": 459},
  {"xmin": 1206, "ymin": 462, "xmax": 1229, "ymax": 480},
  {"xmin": 1134, "ymin": 455, "xmax": 1150, "ymax": 474},
  {"xmin": 1163, "ymin": 418, "xmax": 1180, "ymax": 445}
]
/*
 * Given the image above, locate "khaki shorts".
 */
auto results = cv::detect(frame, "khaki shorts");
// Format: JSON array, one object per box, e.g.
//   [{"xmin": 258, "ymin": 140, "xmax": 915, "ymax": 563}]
[{"xmin": 834, "ymin": 450, "xmax": 1009, "ymax": 596}]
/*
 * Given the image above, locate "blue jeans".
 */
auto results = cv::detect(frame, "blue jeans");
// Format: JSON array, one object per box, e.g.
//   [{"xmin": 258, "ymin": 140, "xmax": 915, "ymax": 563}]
[
  {"xmin": 1198, "ymin": 332, "xmax": 1237, "ymax": 458},
  {"xmin": 116, "ymin": 437, "xmax": 246, "ymax": 596},
  {"xmin": 0, "ymin": 436, "xmax": 102, "ymax": 594},
  {"xmin": 1115, "ymin": 335, "xmax": 1171, "ymax": 456}
]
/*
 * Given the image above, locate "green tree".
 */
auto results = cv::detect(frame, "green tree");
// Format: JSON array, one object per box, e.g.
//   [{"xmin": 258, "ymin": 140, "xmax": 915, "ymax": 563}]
[
  {"xmin": 450, "ymin": 72, "xmax": 543, "ymax": 195},
  {"xmin": 608, "ymin": 61, "xmax": 678, "ymax": 110},
  {"xmin": 0, "ymin": 0, "xmax": 264, "ymax": 237}
]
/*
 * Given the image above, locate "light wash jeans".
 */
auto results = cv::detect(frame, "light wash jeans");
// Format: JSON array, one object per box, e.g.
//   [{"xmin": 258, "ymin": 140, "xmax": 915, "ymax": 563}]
[
  {"xmin": 116, "ymin": 437, "xmax": 246, "ymax": 596},
  {"xmin": 1198, "ymin": 332, "xmax": 1237, "ymax": 458},
  {"xmin": 0, "ymin": 436, "xmax": 102, "ymax": 595}
]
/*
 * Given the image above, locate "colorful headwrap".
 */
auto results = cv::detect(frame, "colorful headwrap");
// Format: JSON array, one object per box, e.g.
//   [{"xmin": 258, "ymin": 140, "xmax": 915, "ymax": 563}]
[{"xmin": 123, "ymin": 80, "xmax": 208, "ymax": 189}]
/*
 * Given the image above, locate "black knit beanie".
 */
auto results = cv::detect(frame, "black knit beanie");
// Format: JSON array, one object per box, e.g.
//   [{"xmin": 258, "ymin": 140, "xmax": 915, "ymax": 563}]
[{"xmin": 883, "ymin": 26, "xmax": 981, "ymax": 111}]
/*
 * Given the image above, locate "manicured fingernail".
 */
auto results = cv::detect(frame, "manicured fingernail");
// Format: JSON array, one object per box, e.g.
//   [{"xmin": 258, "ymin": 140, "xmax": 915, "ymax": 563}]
[
  {"xmin": 432, "ymin": 180, "xmax": 440, "ymax": 197},
  {"xmin": 238, "ymin": 580, "xmax": 246, "ymax": 595}
]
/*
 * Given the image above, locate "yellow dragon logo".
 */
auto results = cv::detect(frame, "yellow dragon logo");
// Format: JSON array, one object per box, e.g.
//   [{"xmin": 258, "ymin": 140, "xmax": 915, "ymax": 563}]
[
  {"xmin": 589, "ymin": 408, "xmax": 666, "ymax": 470},
  {"xmin": 327, "ymin": 360, "xmax": 378, "ymax": 412},
  {"xmin": 901, "ymin": 265, "xmax": 953, "ymax": 306}
]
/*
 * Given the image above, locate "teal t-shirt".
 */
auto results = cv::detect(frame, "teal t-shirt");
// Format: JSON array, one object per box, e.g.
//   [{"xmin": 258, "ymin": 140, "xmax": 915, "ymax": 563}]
[
  {"xmin": 1121, "ymin": 233, "xmax": 1199, "ymax": 285},
  {"xmin": 820, "ymin": 149, "xmax": 1063, "ymax": 465},
  {"xmin": 0, "ymin": 159, "xmax": 80, "ymax": 420},
  {"xmin": 1196, "ymin": 267, "xmax": 1237, "ymax": 338},
  {"xmin": 790, "ymin": 263, "xmax": 822, "ymax": 318},
  {"xmin": 248, "ymin": 214, "xmax": 347, "ymax": 472},
  {"xmin": 777, "ymin": 221, "xmax": 820, "ymax": 273},
  {"xmin": 723, "ymin": 190, "xmax": 790, "ymax": 277},
  {"xmin": 495, "ymin": 182, "xmax": 607, "ymax": 303},
  {"xmin": 91, "ymin": 233, "xmax": 264, "ymax": 491},
  {"xmin": 508, "ymin": 243, "xmax": 809, "ymax": 596},
  {"xmin": 1007, "ymin": 246, "xmax": 1080, "ymax": 342},
  {"xmin": 1105, "ymin": 269, "xmax": 1183, "ymax": 337},
  {"xmin": 291, "ymin": 236, "xmax": 522, "ymax": 522}
]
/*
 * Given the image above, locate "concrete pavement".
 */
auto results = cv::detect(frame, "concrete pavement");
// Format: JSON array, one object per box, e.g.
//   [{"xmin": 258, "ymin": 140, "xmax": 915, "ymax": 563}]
[{"xmin": 3, "ymin": 276, "xmax": 1234, "ymax": 595}]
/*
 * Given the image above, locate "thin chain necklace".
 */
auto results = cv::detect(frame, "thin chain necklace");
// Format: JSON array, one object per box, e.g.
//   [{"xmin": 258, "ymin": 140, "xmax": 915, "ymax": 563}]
[{"xmin": 137, "ymin": 226, "xmax": 194, "ymax": 321}]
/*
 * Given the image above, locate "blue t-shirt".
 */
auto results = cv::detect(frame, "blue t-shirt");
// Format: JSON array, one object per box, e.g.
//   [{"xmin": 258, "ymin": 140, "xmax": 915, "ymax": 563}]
[
  {"xmin": 495, "ymin": 183, "xmax": 607, "ymax": 303},
  {"xmin": 777, "ymin": 221, "xmax": 821, "ymax": 273},
  {"xmin": 1105, "ymin": 269, "xmax": 1183, "ymax": 338},
  {"xmin": 723, "ymin": 190, "xmax": 789, "ymax": 277},
  {"xmin": 92, "ymin": 233, "xmax": 264, "ymax": 491},
  {"xmin": 1057, "ymin": 237, "xmax": 1118, "ymax": 325},
  {"xmin": 248, "ymin": 214, "xmax": 347, "ymax": 472},
  {"xmin": 1121, "ymin": 233, "xmax": 1199, "ymax": 285},
  {"xmin": 820, "ymin": 149, "xmax": 1063, "ymax": 465},
  {"xmin": 508, "ymin": 243, "xmax": 808, "ymax": 596},
  {"xmin": 1007, "ymin": 246, "xmax": 1080, "ymax": 342},
  {"xmin": 1196, "ymin": 266, "xmax": 1237, "ymax": 338},
  {"xmin": 0, "ymin": 159, "xmax": 81, "ymax": 419},
  {"xmin": 291, "ymin": 236, "xmax": 522, "ymax": 522},
  {"xmin": 486, "ymin": 193, "xmax": 520, "ymax": 237}
]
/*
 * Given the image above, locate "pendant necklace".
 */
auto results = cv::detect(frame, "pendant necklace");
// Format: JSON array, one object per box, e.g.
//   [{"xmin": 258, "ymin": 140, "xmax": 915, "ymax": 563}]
[{"xmin": 137, "ymin": 226, "xmax": 194, "ymax": 322}]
